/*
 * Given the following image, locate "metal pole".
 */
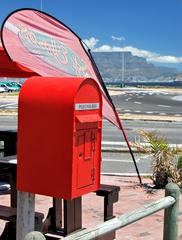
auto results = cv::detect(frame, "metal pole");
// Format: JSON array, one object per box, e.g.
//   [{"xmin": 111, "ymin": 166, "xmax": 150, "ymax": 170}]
[
  {"xmin": 40, "ymin": 0, "xmax": 43, "ymax": 11},
  {"xmin": 163, "ymin": 183, "xmax": 180, "ymax": 240},
  {"xmin": 122, "ymin": 51, "xmax": 125, "ymax": 88}
]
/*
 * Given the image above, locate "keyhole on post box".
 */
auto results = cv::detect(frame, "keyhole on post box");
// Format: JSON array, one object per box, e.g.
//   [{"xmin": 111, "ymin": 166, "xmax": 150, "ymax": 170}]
[{"xmin": 79, "ymin": 153, "xmax": 82, "ymax": 158}]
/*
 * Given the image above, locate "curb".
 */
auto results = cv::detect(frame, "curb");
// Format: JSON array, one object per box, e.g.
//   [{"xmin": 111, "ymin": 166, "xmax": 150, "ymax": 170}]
[
  {"xmin": 102, "ymin": 141, "xmax": 182, "ymax": 153},
  {"xmin": 118, "ymin": 114, "xmax": 182, "ymax": 122},
  {"xmin": 101, "ymin": 172, "xmax": 152, "ymax": 177}
]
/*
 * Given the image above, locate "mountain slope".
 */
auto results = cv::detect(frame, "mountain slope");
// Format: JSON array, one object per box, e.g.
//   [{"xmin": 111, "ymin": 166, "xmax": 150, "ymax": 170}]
[{"xmin": 92, "ymin": 52, "xmax": 178, "ymax": 83}]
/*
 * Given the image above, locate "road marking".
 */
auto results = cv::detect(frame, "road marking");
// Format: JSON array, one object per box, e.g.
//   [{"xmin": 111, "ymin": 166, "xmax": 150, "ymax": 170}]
[
  {"xmin": 134, "ymin": 110, "xmax": 141, "ymax": 113},
  {"xmin": 134, "ymin": 101, "xmax": 141, "ymax": 104},
  {"xmin": 101, "ymin": 141, "xmax": 182, "ymax": 148},
  {"xmin": 172, "ymin": 95, "xmax": 182, "ymax": 101},
  {"xmin": 124, "ymin": 109, "xmax": 131, "ymax": 112},
  {"xmin": 146, "ymin": 111, "xmax": 154, "ymax": 114},
  {"xmin": 174, "ymin": 114, "xmax": 181, "ymax": 116},
  {"xmin": 102, "ymin": 158, "xmax": 139, "ymax": 163},
  {"xmin": 159, "ymin": 113, "xmax": 166, "ymax": 115},
  {"xmin": 158, "ymin": 105, "xmax": 171, "ymax": 108},
  {"xmin": 101, "ymin": 172, "xmax": 152, "ymax": 176},
  {"xmin": 6, "ymin": 106, "xmax": 18, "ymax": 109},
  {"xmin": 0, "ymin": 103, "xmax": 17, "ymax": 108}
]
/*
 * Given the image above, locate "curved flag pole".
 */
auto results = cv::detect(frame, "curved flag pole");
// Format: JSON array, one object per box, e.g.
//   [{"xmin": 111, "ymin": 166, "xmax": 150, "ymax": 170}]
[{"xmin": 87, "ymin": 48, "xmax": 142, "ymax": 185}]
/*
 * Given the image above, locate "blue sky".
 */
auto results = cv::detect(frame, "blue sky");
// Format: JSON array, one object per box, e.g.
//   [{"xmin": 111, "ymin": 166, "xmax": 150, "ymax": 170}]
[{"xmin": 0, "ymin": 0, "xmax": 182, "ymax": 70}]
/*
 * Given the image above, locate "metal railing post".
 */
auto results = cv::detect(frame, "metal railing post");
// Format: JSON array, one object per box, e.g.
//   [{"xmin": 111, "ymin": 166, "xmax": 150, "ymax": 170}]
[{"xmin": 163, "ymin": 183, "xmax": 180, "ymax": 240}]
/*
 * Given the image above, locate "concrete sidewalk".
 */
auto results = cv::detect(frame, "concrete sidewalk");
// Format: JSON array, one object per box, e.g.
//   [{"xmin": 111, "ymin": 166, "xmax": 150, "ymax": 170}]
[{"xmin": 0, "ymin": 176, "xmax": 181, "ymax": 239}]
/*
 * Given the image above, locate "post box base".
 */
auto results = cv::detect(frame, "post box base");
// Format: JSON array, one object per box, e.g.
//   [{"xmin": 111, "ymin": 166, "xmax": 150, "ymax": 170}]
[{"xmin": 43, "ymin": 184, "xmax": 120, "ymax": 240}]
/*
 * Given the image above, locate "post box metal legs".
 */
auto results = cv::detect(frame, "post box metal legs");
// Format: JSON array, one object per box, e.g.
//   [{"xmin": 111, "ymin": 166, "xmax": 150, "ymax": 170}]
[
  {"xmin": 43, "ymin": 198, "xmax": 82, "ymax": 238},
  {"xmin": 44, "ymin": 185, "xmax": 120, "ymax": 240},
  {"xmin": 64, "ymin": 198, "xmax": 82, "ymax": 235}
]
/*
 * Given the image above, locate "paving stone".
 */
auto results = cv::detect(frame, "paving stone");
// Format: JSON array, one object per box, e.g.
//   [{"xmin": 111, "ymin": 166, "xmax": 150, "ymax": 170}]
[{"xmin": 0, "ymin": 176, "xmax": 181, "ymax": 239}]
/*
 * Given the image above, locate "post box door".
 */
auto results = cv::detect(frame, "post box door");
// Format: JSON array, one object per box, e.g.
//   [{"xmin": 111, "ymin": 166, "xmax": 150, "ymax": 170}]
[{"xmin": 76, "ymin": 128, "xmax": 98, "ymax": 189}]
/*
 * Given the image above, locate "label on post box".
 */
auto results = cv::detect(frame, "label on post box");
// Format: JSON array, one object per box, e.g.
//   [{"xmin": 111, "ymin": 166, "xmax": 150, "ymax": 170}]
[{"xmin": 75, "ymin": 103, "xmax": 99, "ymax": 110}]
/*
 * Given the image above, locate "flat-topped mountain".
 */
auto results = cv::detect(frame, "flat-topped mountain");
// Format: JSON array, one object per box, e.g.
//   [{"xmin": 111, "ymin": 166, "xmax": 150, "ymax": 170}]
[{"xmin": 92, "ymin": 52, "xmax": 178, "ymax": 83}]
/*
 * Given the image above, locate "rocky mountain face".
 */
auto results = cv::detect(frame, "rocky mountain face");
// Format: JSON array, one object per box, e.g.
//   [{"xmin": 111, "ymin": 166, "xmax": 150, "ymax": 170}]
[{"xmin": 92, "ymin": 52, "xmax": 178, "ymax": 83}]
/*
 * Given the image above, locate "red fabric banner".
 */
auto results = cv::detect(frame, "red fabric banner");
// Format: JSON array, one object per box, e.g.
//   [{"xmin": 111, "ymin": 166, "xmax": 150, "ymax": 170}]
[
  {"xmin": 0, "ymin": 46, "xmax": 38, "ymax": 77},
  {"xmin": 1, "ymin": 9, "xmax": 120, "ymax": 128}
]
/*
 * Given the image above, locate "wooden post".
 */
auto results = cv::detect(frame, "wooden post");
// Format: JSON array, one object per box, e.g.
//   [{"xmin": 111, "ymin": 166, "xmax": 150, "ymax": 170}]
[
  {"xmin": 163, "ymin": 183, "xmax": 180, "ymax": 240},
  {"xmin": 16, "ymin": 191, "xmax": 35, "ymax": 240},
  {"xmin": 24, "ymin": 231, "xmax": 46, "ymax": 240}
]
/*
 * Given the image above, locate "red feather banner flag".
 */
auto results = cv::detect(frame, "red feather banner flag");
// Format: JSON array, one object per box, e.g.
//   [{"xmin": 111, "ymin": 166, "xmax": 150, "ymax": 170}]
[
  {"xmin": 1, "ymin": 8, "xmax": 141, "ymax": 183},
  {"xmin": 1, "ymin": 9, "xmax": 120, "ymax": 126}
]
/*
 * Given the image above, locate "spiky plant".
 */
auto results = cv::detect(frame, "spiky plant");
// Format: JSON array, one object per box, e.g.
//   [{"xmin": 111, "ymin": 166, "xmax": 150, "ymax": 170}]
[
  {"xmin": 177, "ymin": 155, "xmax": 182, "ymax": 187},
  {"xmin": 134, "ymin": 130, "xmax": 182, "ymax": 188}
]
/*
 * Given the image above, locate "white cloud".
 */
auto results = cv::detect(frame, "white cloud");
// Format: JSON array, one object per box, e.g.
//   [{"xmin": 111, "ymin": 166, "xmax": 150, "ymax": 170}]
[
  {"xmin": 111, "ymin": 35, "xmax": 125, "ymax": 41},
  {"xmin": 149, "ymin": 55, "xmax": 182, "ymax": 63},
  {"xmin": 83, "ymin": 37, "xmax": 99, "ymax": 49},
  {"xmin": 83, "ymin": 37, "xmax": 182, "ymax": 64}
]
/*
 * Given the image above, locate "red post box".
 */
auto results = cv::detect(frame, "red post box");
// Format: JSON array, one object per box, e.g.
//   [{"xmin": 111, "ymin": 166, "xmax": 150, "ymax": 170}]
[{"xmin": 17, "ymin": 77, "xmax": 102, "ymax": 199}]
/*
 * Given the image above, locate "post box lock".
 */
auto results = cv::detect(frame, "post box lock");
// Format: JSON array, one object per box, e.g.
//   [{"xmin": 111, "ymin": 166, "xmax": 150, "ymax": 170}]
[{"xmin": 17, "ymin": 77, "xmax": 102, "ymax": 200}]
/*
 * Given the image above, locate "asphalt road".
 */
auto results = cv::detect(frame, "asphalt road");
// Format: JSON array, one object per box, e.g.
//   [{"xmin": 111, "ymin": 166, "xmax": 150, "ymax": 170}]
[
  {"xmin": 103, "ymin": 120, "xmax": 182, "ymax": 144},
  {"xmin": 0, "ymin": 95, "xmax": 18, "ymax": 112},
  {"xmin": 101, "ymin": 151, "xmax": 153, "ymax": 175},
  {"xmin": 0, "ymin": 115, "xmax": 17, "ymax": 131},
  {"xmin": 112, "ymin": 89, "xmax": 182, "ymax": 117},
  {"xmin": 0, "ymin": 116, "xmax": 181, "ymax": 144},
  {"xmin": 0, "ymin": 89, "xmax": 182, "ymax": 117}
]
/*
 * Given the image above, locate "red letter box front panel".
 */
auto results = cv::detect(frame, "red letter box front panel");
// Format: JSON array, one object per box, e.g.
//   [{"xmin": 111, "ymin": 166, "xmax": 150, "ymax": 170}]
[
  {"xmin": 17, "ymin": 77, "xmax": 102, "ymax": 200},
  {"xmin": 72, "ymin": 80, "xmax": 102, "ymax": 198}
]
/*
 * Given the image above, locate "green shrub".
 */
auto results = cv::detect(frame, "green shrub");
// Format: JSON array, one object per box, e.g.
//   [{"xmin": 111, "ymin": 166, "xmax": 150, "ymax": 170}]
[
  {"xmin": 134, "ymin": 130, "xmax": 182, "ymax": 188},
  {"xmin": 177, "ymin": 155, "xmax": 182, "ymax": 170}
]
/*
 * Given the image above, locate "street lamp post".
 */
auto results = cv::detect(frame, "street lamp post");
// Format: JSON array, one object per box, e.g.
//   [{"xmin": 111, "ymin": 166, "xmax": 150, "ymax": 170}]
[
  {"xmin": 121, "ymin": 50, "xmax": 125, "ymax": 88},
  {"xmin": 40, "ymin": 0, "xmax": 43, "ymax": 11}
]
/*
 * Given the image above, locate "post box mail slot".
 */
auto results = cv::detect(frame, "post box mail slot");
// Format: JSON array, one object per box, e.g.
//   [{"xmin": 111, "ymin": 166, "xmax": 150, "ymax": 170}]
[{"xmin": 17, "ymin": 77, "xmax": 102, "ymax": 199}]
